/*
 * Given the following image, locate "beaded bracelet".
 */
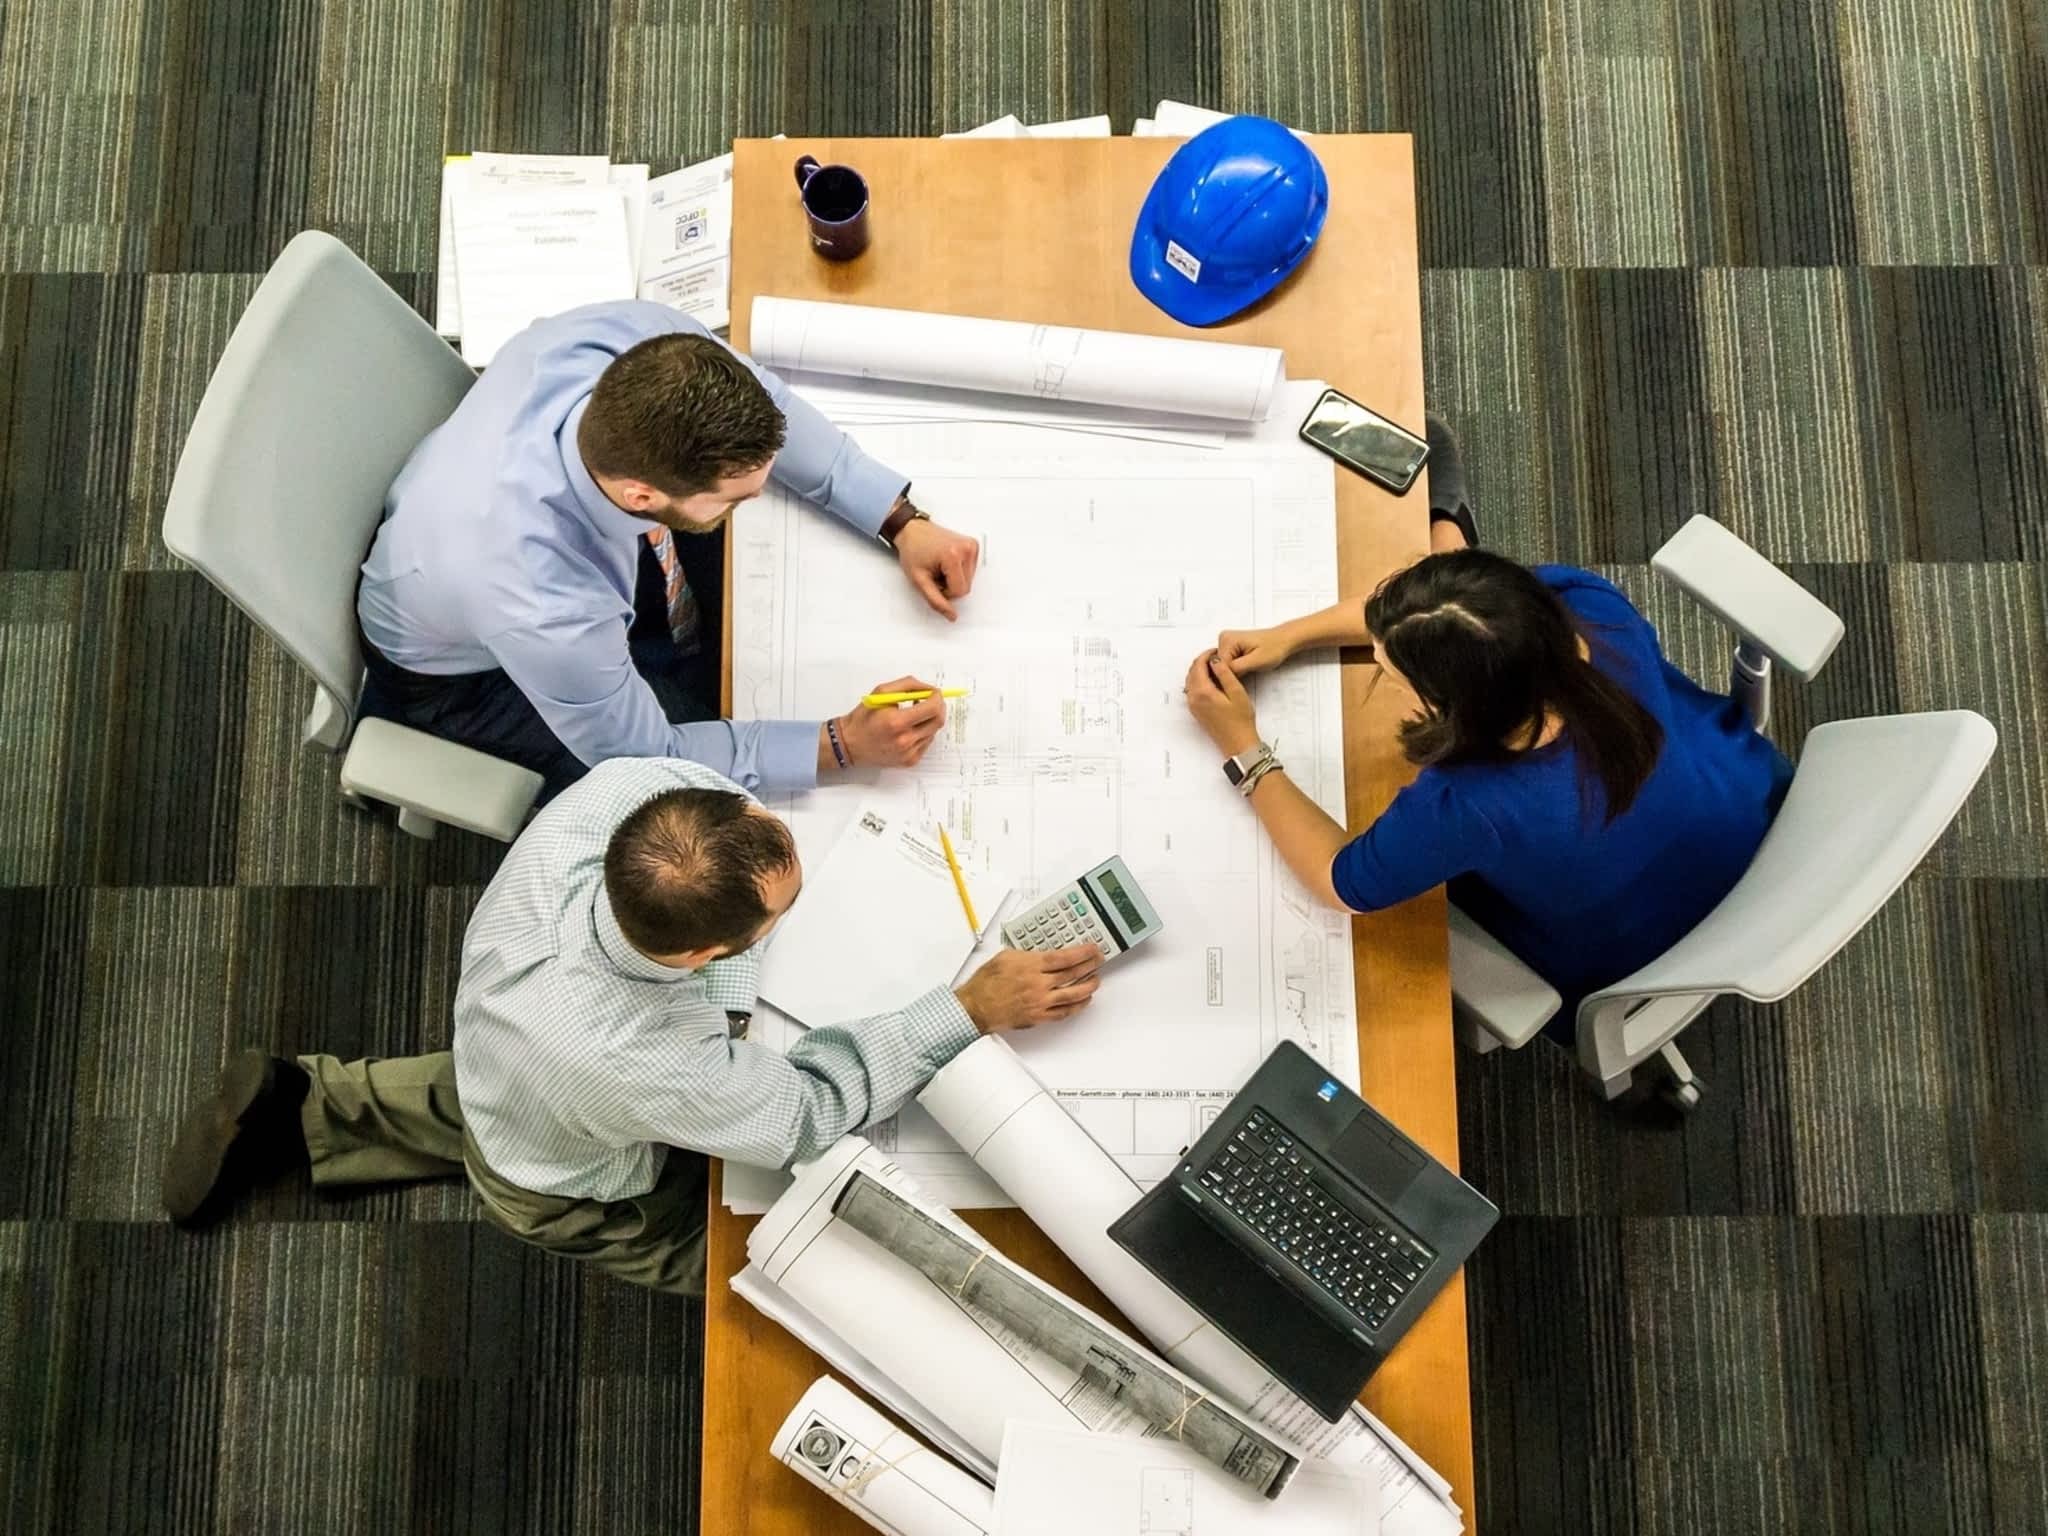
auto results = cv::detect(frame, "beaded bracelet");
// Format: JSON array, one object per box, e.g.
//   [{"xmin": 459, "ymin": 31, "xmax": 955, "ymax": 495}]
[{"xmin": 826, "ymin": 717, "xmax": 852, "ymax": 769}]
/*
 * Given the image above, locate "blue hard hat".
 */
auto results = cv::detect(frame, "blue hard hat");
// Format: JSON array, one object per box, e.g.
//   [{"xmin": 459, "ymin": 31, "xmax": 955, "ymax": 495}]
[{"xmin": 1130, "ymin": 115, "xmax": 1329, "ymax": 327}]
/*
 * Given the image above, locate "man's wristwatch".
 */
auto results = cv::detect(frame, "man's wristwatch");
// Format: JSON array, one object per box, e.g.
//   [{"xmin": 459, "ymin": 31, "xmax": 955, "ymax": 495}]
[{"xmin": 877, "ymin": 498, "xmax": 930, "ymax": 549}]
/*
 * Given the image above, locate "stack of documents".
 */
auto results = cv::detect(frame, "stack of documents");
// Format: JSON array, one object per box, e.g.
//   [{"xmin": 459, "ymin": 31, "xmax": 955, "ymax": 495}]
[{"xmin": 435, "ymin": 149, "xmax": 736, "ymax": 365}]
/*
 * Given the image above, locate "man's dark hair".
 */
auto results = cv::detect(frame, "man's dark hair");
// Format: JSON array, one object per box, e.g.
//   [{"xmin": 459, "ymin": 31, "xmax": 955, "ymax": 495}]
[
  {"xmin": 603, "ymin": 787, "xmax": 799, "ymax": 957},
  {"xmin": 578, "ymin": 333, "xmax": 788, "ymax": 497}
]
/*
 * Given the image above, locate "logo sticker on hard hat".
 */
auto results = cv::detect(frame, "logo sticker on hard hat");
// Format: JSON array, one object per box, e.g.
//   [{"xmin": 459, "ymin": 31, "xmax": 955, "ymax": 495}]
[{"xmin": 1164, "ymin": 240, "xmax": 1202, "ymax": 283}]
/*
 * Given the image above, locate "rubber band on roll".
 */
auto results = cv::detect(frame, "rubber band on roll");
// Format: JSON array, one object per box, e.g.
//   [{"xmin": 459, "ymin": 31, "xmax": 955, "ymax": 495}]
[
  {"xmin": 1164, "ymin": 1384, "xmax": 1209, "ymax": 1441},
  {"xmin": 952, "ymin": 1248, "xmax": 988, "ymax": 1297}
]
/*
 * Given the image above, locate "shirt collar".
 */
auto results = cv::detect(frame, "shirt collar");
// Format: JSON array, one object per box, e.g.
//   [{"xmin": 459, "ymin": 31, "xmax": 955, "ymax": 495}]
[
  {"xmin": 590, "ymin": 886, "xmax": 697, "ymax": 983},
  {"xmin": 559, "ymin": 397, "xmax": 634, "ymax": 541}
]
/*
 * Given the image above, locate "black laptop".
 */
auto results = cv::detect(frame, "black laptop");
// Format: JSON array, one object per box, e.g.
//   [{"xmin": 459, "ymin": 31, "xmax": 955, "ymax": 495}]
[{"xmin": 1108, "ymin": 1041, "xmax": 1497, "ymax": 1420}]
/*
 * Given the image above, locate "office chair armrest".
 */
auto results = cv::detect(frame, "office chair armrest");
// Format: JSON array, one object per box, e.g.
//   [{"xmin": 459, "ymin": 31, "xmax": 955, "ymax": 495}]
[
  {"xmin": 340, "ymin": 718, "xmax": 543, "ymax": 843},
  {"xmin": 1651, "ymin": 516, "xmax": 1844, "ymax": 680},
  {"xmin": 1448, "ymin": 904, "xmax": 1561, "ymax": 1049}
]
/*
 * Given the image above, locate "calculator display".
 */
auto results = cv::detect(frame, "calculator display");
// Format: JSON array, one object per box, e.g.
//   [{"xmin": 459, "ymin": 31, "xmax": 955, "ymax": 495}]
[{"xmin": 1093, "ymin": 868, "xmax": 1145, "ymax": 933}]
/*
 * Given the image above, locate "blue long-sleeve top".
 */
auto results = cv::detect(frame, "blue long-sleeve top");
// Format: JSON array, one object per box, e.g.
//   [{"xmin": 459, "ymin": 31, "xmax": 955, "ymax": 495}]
[
  {"xmin": 358, "ymin": 301, "xmax": 909, "ymax": 793},
  {"xmin": 1330, "ymin": 566, "xmax": 1793, "ymax": 1019}
]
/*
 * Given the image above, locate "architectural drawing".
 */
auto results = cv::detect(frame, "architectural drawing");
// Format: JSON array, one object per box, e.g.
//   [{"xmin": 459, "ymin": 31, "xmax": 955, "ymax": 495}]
[{"xmin": 732, "ymin": 410, "xmax": 1358, "ymax": 1195}]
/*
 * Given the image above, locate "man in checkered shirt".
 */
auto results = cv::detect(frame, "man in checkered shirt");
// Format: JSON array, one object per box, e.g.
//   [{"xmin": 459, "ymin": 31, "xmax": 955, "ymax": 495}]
[{"xmin": 161, "ymin": 757, "xmax": 1102, "ymax": 1295}]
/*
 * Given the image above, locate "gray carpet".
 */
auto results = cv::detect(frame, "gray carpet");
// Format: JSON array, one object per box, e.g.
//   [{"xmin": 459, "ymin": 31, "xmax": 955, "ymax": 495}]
[{"xmin": 2, "ymin": 1, "xmax": 2045, "ymax": 1531}]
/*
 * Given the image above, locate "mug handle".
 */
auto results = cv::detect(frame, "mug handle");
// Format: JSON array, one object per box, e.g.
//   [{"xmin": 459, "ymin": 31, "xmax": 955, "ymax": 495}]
[{"xmin": 794, "ymin": 155, "xmax": 820, "ymax": 192}]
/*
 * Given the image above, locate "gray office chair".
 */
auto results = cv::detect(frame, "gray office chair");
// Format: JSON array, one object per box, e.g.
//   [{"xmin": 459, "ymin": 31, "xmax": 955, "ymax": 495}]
[
  {"xmin": 1449, "ymin": 517, "xmax": 1998, "ymax": 1111},
  {"xmin": 162, "ymin": 230, "xmax": 542, "ymax": 841}
]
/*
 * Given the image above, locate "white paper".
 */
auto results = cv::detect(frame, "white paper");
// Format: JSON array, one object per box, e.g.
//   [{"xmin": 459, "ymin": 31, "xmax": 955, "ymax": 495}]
[
  {"xmin": 453, "ymin": 183, "xmax": 634, "ymax": 366},
  {"xmin": 734, "ymin": 1264, "xmax": 997, "ymax": 1481},
  {"xmin": 1148, "ymin": 101, "xmax": 1310, "ymax": 142},
  {"xmin": 773, "ymin": 1376, "xmax": 994, "ymax": 1536},
  {"xmin": 759, "ymin": 799, "xmax": 1005, "ymax": 1027},
  {"xmin": 732, "ymin": 385, "xmax": 1358, "ymax": 1198},
  {"xmin": 1027, "ymin": 115, "xmax": 1112, "ymax": 138},
  {"xmin": 993, "ymin": 1421, "xmax": 1381, "ymax": 1536},
  {"xmin": 749, "ymin": 297, "xmax": 1285, "ymax": 424},
  {"xmin": 1132, "ymin": 118, "xmax": 1159, "ymax": 136},
  {"xmin": 437, "ymin": 153, "xmax": 617, "ymax": 340},
  {"xmin": 944, "ymin": 115, "xmax": 1026, "ymax": 139},
  {"xmin": 920, "ymin": 1039, "xmax": 1462, "ymax": 1536},
  {"xmin": 610, "ymin": 162, "xmax": 650, "ymax": 274},
  {"xmin": 638, "ymin": 152, "xmax": 735, "ymax": 329},
  {"xmin": 435, "ymin": 159, "xmax": 468, "ymax": 337}
]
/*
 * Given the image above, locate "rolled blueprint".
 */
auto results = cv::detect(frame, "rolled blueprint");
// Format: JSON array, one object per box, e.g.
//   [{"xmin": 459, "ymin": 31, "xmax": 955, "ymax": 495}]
[
  {"xmin": 749, "ymin": 296, "xmax": 1286, "ymax": 422},
  {"xmin": 747, "ymin": 1137, "xmax": 1278, "ymax": 1491},
  {"xmin": 832, "ymin": 1172, "xmax": 1299, "ymax": 1499},
  {"xmin": 771, "ymin": 1376, "xmax": 993, "ymax": 1536},
  {"xmin": 919, "ymin": 1036, "xmax": 1465, "ymax": 1536}
]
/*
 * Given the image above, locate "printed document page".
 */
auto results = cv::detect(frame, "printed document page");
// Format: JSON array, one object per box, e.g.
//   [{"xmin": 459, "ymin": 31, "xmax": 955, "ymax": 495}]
[
  {"xmin": 638, "ymin": 152, "xmax": 735, "ymax": 328},
  {"xmin": 992, "ymin": 1421, "xmax": 1381, "ymax": 1536},
  {"xmin": 435, "ymin": 152, "xmax": 613, "ymax": 338},
  {"xmin": 452, "ymin": 182, "xmax": 633, "ymax": 366}
]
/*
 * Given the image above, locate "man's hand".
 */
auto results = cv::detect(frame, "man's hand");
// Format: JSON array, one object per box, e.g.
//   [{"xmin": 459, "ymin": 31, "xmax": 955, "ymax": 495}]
[
  {"xmin": 894, "ymin": 513, "xmax": 980, "ymax": 622},
  {"xmin": 1184, "ymin": 649, "xmax": 1263, "ymax": 758},
  {"xmin": 1215, "ymin": 624, "xmax": 1295, "ymax": 677},
  {"xmin": 955, "ymin": 944, "xmax": 1103, "ymax": 1033},
  {"xmin": 832, "ymin": 675, "xmax": 948, "ymax": 769}
]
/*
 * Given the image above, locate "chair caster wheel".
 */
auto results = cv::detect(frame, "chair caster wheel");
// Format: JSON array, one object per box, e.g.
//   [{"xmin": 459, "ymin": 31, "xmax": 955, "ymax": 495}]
[{"xmin": 1658, "ymin": 1075, "xmax": 1705, "ymax": 1115}]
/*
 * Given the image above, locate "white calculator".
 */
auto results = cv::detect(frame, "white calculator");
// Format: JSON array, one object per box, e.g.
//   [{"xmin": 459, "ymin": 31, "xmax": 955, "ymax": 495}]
[{"xmin": 1001, "ymin": 856, "xmax": 1163, "ymax": 962}]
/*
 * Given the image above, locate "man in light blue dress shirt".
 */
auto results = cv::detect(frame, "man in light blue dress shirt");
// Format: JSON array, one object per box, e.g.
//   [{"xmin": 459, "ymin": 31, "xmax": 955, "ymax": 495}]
[
  {"xmin": 161, "ymin": 758, "xmax": 1103, "ymax": 1296},
  {"xmin": 357, "ymin": 300, "xmax": 982, "ymax": 800}
]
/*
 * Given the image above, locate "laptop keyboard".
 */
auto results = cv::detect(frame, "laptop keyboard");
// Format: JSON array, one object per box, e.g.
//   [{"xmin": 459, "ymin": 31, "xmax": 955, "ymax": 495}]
[{"xmin": 1194, "ymin": 1109, "xmax": 1435, "ymax": 1332}]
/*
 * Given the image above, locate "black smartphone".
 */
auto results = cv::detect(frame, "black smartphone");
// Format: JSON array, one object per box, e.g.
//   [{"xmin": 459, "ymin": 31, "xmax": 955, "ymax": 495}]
[{"xmin": 1298, "ymin": 387, "xmax": 1430, "ymax": 494}]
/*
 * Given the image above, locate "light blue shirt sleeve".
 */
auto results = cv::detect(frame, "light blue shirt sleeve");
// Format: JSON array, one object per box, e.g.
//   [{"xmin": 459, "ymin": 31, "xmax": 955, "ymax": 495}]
[
  {"xmin": 484, "ymin": 607, "xmax": 820, "ymax": 793},
  {"xmin": 753, "ymin": 369, "xmax": 908, "ymax": 537}
]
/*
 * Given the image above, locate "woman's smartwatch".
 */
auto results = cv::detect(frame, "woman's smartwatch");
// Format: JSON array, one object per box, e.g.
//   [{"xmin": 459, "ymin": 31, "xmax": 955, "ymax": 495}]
[{"xmin": 1222, "ymin": 743, "xmax": 1277, "ymax": 794}]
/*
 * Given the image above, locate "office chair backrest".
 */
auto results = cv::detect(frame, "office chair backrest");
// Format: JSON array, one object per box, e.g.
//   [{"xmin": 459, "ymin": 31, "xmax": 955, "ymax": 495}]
[
  {"xmin": 1581, "ymin": 710, "xmax": 1997, "ymax": 1022},
  {"xmin": 162, "ymin": 230, "xmax": 474, "ymax": 739}
]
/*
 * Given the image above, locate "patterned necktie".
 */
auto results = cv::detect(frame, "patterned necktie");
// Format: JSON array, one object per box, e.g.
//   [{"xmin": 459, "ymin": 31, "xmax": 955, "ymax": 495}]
[{"xmin": 645, "ymin": 527, "xmax": 702, "ymax": 658}]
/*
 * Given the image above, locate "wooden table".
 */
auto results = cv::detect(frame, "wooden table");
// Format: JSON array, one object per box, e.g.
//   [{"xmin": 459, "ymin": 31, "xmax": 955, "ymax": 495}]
[{"xmin": 704, "ymin": 134, "xmax": 1468, "ymax": 1532}]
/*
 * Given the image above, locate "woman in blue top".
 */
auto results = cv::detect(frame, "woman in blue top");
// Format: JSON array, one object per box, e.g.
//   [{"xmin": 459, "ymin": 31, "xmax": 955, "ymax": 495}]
[{"xmin": 1183, "ymin": 461, "xmax": 1790, "ymax": 1043}]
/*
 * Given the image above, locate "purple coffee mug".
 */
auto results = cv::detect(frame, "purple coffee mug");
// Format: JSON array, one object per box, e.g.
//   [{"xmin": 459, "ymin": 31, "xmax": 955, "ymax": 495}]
[{"xmin": 794, "ymin": 155, "xmax": 871, "ymax": 260}]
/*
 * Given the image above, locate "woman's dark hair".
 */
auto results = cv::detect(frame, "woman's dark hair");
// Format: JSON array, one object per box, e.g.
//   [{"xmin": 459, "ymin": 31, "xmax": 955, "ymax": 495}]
[
  {"xmin": 603, "ymin": 787, "xmax": 798, "ymax": 956},
  {"xmin": 1363, "ymin": 550, "xmax": 1664, "ymax": 823}
]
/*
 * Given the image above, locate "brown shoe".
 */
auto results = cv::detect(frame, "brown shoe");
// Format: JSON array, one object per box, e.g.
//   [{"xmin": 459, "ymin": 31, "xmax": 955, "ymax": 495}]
[{"xmin": 162, "ymin": 1050, "xmax": 311, "ymax": 1229}]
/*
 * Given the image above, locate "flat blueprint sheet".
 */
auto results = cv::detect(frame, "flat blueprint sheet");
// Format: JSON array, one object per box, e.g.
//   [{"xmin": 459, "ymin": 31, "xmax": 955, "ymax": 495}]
[{"xmin": 730, "ymin": 386, "xmax": 1357, "ymax": 1208}]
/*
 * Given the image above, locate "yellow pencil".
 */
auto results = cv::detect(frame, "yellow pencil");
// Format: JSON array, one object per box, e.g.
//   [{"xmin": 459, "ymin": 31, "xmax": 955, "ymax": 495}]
[
  {"xmin": 936, "ymin": 825, "xmax": 980, "ymax": 935},
  {"xmin": 862, "ymin": 688, "xmax": 970, "ymax": 707}
]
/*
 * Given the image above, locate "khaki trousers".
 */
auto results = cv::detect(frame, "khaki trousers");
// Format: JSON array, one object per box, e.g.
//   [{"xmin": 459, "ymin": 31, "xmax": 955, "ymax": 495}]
[{"xmin": 298, "ymin": 1052, "xmax": 708, "ymax": 1296}]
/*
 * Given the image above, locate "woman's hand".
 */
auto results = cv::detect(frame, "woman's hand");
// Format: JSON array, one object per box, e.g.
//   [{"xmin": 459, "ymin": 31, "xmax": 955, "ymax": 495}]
[
  {"xmin": 1215, "ymin": 624, "xmax": 1295, "ymax": 677},
  {"xmin": 1184, "ymin": 649, "xmax": 1263, "ymax": 758}
]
